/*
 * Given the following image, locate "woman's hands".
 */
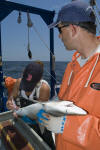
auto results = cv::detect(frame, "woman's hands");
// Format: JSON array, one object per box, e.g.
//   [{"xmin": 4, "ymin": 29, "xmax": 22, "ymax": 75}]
[{"xmin": 6, "ymin": 97, "xmax": 19, "ymax": 110}]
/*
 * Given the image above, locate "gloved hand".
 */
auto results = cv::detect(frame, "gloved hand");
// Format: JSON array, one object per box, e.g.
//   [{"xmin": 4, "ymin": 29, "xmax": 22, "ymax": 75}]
[
  {"xmin": 45, "ymin": 115, "xmax": 66, "ymax": 133},
  {"xmin": 37, "ymin": 109, "xmax": 49, "ymax": 123},
  {"xmin": 37, "ymin": 109, "xmax": 66, "ymax": 133},
  {"xmin": 21, "ymin": 115, "xmax": 36, "ymax": 124}
]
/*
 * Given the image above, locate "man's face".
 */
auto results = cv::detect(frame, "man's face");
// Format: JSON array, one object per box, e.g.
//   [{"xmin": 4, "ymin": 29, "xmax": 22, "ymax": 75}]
[{"xmin": 57, "ymin": 23, "xmax": 75, "ymax": 51}]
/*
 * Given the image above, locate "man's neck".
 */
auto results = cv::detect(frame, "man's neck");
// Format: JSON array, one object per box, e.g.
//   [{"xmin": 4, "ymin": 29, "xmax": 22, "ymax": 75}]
[{"xmin": 78, "ymin": 37, "xmax": 100, "ymax": 59}]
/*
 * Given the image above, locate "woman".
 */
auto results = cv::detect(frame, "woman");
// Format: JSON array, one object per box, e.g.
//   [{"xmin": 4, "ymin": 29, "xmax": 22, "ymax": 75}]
[{"xmin": 6, "ymin": 61, "xmax": 55, "ymax": 150}]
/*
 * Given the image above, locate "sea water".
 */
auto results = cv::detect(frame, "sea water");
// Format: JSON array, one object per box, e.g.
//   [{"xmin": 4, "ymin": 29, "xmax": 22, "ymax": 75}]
[{"xmin": 3, "ymin": 61, "xmax": 69, "ymax": 85}]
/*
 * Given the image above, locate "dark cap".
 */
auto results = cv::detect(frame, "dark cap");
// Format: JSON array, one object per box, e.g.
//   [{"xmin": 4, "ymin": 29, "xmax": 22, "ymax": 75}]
[
  {"xmin": 20, "ymin": 62, "xmax": 43, "ymax": 92},
  {"xmin": 48, "ymin": 0, "xmax": 95, "ymax": 28}
]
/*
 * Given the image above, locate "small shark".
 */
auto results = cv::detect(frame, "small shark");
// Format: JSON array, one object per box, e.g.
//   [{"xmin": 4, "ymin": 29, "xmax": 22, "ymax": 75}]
[
  {"xmin": 0, "ymin": 99, "xmax": 87, "ymax": 123},
  {"xmin": 15, "ymin": 100, "xmax": 87, "ymax": 119}
]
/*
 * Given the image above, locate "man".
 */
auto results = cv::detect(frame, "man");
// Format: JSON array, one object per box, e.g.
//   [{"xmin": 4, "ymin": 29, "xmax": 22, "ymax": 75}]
[
  {"xmin": 6, "ymin": 61, "xmax": 55, "ymax": 149},
  {"xmin": 37, "ymin": 0, "xmax": 100, "ymax": 150}
]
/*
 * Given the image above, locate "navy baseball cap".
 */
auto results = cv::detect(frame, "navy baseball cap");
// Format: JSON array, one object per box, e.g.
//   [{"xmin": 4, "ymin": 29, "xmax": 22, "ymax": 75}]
[
  {"xmin": 20, "ymin": 62, "xmax": 43, "ymax": 92},
  {"xmin": 48, "ymin": 0, "xmax": 95, "ymax": 28}
]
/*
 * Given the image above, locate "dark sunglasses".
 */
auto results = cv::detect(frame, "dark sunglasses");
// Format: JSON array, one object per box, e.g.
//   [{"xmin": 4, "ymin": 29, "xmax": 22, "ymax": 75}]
[{"xmin": 57, "ymin": 24, "xmax": 69, "ymax": 33}]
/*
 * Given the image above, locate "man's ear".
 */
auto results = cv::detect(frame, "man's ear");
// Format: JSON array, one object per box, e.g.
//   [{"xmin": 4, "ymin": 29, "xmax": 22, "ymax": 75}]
[{"xmin": 70, "ymin": 24, "xmax": 79, "ymax": 37}]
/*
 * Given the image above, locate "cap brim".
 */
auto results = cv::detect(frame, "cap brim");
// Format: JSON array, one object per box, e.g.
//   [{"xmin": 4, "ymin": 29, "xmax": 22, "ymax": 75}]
[{"xmin": 48, "ymin": 21, "xmax": 60, "ymax": 29}]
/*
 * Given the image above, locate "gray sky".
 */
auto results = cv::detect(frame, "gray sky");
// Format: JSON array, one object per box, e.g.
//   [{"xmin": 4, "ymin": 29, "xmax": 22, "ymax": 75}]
[{"xmin": 1, "ymin": 0, "xmax": 100, "ymax": 61}]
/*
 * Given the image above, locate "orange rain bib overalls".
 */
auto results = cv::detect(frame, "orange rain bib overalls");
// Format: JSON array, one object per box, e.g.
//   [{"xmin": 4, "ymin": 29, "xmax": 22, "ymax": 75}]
[{"xmin": 56, "ymin": 50, "xmax": 100, "ymax": 150}]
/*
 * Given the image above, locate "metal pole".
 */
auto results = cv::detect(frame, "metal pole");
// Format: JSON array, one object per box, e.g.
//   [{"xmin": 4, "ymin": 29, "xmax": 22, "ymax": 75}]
[
  {"xmin": 50, "ymin": 28, "xmax": 56, "ymax": 98},
  {"xmin": 0, "ymin": 23, "xmax": 4, "ymax": 112}
]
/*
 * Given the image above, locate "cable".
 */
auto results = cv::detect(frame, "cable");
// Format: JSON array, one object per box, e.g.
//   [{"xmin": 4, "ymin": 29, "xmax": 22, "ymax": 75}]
[{"xmin": 32, "ymin": 25, "xmax": 54, "ymax": 56}]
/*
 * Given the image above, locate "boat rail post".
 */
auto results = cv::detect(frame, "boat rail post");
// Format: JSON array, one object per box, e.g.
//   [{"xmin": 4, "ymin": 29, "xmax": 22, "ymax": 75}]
[
  {"xmin": 50, "ymin": 27, "xmax": 56, "ymax": 98},
  {"xmin": 0, "ymin": 23, "xmax": 4, "ymax": 112}
]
